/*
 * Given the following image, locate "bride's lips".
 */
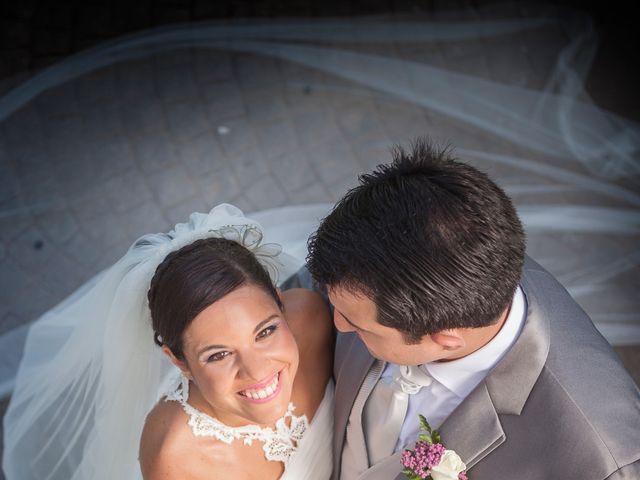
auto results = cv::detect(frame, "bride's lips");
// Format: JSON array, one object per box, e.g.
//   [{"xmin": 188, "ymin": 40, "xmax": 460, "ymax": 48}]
[{"xmin": 237, "ymin": 371, "xmax": 283, "ymax": 404}]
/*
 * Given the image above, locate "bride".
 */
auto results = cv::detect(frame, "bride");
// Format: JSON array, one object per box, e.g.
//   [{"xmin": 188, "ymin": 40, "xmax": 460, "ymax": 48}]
[{"xmin": 2, "ymin": 204, "xmax": 334, "ymax": 480}]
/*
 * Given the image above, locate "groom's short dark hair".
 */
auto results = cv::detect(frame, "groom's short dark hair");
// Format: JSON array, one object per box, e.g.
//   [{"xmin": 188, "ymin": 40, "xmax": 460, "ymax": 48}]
[{"xmin": 306, "ymin": 138, "xmax": 525, "ymax": 343}]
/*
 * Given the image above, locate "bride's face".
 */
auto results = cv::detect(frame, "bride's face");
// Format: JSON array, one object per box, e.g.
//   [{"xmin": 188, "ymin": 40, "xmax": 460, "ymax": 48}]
[{"xmin": 178, "ymin": 284, "xmax": 299, "ymax": 427}]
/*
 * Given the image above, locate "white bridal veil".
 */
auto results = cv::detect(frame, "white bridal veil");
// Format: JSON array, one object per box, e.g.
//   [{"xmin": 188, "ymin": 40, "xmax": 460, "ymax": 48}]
[{"xmin": 1, "ymin": 204, "xmax": 315, "ymax": 480}]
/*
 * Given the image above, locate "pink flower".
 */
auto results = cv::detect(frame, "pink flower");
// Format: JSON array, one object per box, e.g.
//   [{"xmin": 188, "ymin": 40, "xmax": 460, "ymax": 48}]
[
  {"xmin": 401, "ymin": 442, "xmax": 447, "ymax": 478},
  {"xmin": 458, "ymin": 472, "xmax": 468, "ymax": 480}
]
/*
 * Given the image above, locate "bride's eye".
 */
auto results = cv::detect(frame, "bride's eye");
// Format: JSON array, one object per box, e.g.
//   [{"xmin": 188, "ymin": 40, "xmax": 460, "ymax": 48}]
[
  {"xmin": 207, "ymin": 351, "xmax": 230, "ymax": 362},
  {"xmin": 256, "ymin": 324, "xmax": 278, "ymax": 340}
]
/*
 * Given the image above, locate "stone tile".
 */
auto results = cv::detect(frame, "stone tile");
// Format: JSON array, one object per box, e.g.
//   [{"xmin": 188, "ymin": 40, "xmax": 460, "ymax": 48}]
[
  {"xmin": 37, "ymin": 251, "xmax": 85, "ymax": 300},
  {"xmin": 146, "ymin": 164, "xmax": 198, "ymax": 208},
  {"xmin": 194, "ymin": 50, "xmax": 234, "ymax": 84},
  {"xmin": 82, "ymin": 104, "xmax": 125, "ymax": 140},
  {"xmin": 0, "ymin": 206, "xmax": 32, "ymax": 243},
  {"xmin": 254, "ymin": 118, "xmax": 299, "ymax": 160},
  {"xmin": 353, "ymin": 141, "xmax": 395, "ymax": 171},
  {"xmin": 69, "ymin": 181, "xmax": 114, "ymax": 222},
  {"xmin": 196, "ymin": 166, "xmax": 242, "ymax": 206},
  {"xmin": 53, "ymin": 155, "xmax": 101, "ymax": 197},
  {"xmin": 291, "ymin": 107, "xmax": 343, "ymax": 149},
  {"xmin": 0, "ymin": 104, "xmax": 44, "ymax": 150},
  {"xmin": 0, "ymin": 311, "xmax": 23, "ymax": 337},
  {"xmin": 131, "ymin": 131, "xmax": 179, "ymax": 174},
  {"xmin": 19, "ymin": 167, "xmax": 63, "ymax": 211},
  {"xmin": 120, "ymin": 99, "xmax": 167, "ymax": 134},
  {"xmin": 116, "ymin": 61, "xmax": 157, "ymax": 101},
  {"xmin": 43, "ymin": 114, "xmax": 85, "ymax": 158},
  {"xmin": 324, "ymin": 169, "xmax": 361, "ymax": 200},
  {"xmin": 86, "ymin": 137, "xmax": 135, "ymax": 179},
  {"xmin": 0, "ymin": 279, "xmax": 57, "ymax": 329},
  {"xmin": 164, "ymin": 100, "xmax": 211, "ymax": 142},
  {"xmin": 267, "ymin": 150, "xmax": 318, "ymax": 194},
  {"xmin": 0, "ymin": 164, "xmax": 20, "ymax": 205},
  {"xmin": 375, "ymin": 99, "xmax": 431, "ymax": 144},
  {"xmin": 119, "ymin": 200, "xmax": 172, "ymax": 242},
  {"xmin": 335, "ymin": 101, "xmax": 388, "ymax": 145},
  {"xmin": 164, "ymin": 195, "xmax": 210, "ymax": 227},
  {"xmin": 7, "ymin": 142, "xmax": 52, "ymax": 181},
  {"xmin": 151, "ymin": 49, "xmax": 195, "ymax": 71},
  {"xmin": 245, "ymin": 87, "xmax": 289, "ymax": 123},
  {"xmin": 34, "ymin": 209, "xmax": 79, "ymax": 246},
  {"xmin": 216, "ymin": 117, "xmax": 258, "ymax": 158},
  {"xmin": 155, "ymin": 66, "xmax": 199, "ymax": 103},
  {"xmin": 57, "ymin": 230, "xmax": 102, "ymax": 269},
  {"xmin": 306, "ymin": 137, "xmax": 361, "ymax": 185},
  {"xmin": 80, "ymin": 211, "xmax": 129, "ymax": 249},
  {"xmin": 0, "ymin": 257, "xmax": 33, "ymax": 312},
  {"xmin": 286, "ymin": 181, "xmax": 334, "ymax": 204},
  {"xmin": 102, "ymin": 168, "xmax": 155, "ymax": 213},
  {"xmin": 34, "ymin": 82, "xmax": 78, "ymax": 118},
  {"xmin": 235, "ymin": 54, "xmax": 281, "ymax": 88},
  {"xmin": 242, "ymin": 175, "xmax": 288, "ymax": 210},
  {"xmin": 176, "ymin": 132, "xmax": 226, "ymax": 178},
  {"xmin": 75, "ymin": 66, "xmax": 118, "ymax": 107},
  {"xmin": 228, "ymin": 148, "xmax": 270, "ymax": 189},
  {"xmin": 7, "ymin": 224, "xmax": 54, "ymax": 273},
  {"xmin": 202, "ymin": 81, "xmax": 247, "ymax": 122}
]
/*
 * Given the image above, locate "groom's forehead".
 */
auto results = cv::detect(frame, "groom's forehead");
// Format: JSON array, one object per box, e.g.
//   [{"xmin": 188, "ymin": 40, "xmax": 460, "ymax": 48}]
[{"xmin": 327, "ymin": 286, "xmax": 377, "ymax": 317}]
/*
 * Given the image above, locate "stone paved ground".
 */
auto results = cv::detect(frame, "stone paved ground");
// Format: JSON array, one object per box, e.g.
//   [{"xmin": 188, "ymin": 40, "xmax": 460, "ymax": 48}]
[{"xmin": 1, "ymin": 2, "xmax": 639, "ymax": 478}]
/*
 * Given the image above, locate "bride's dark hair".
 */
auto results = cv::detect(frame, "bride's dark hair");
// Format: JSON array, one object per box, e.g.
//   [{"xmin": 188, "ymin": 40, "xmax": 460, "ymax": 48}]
[{"xmin": 147, "ymin": 237, "xmax": 282, "ymax": 360}]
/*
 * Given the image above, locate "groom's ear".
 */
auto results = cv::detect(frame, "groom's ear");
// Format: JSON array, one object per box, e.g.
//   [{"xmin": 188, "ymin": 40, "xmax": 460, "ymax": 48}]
[{"xmin": 430, "ymin": 329, "xmax": 466, "ymax": 350}]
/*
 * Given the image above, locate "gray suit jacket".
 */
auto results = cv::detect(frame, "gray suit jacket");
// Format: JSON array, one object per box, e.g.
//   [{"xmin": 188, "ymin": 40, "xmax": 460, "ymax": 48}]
[{"xmin": 331, "ymin": 257, "xmax": 640, "ymax": 479}]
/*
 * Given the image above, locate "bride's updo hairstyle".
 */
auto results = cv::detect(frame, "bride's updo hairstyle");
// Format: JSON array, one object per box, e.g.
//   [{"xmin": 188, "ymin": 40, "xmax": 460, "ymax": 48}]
[{"xmin": 148, "ymin": 237, "xmax": 282, "ymax": 360}]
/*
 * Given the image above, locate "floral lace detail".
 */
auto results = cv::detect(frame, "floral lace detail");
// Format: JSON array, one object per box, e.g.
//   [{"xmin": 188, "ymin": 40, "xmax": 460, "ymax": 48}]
[{"xmin": 165, "ymin": 375, "xmax": 309, "ymax": 467}]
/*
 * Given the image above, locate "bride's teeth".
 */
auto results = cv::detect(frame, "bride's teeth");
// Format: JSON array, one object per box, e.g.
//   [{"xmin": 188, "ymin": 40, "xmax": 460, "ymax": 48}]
[{"xmin": 240, "ymin": 373, "xmax": 280, "ymax": 400}]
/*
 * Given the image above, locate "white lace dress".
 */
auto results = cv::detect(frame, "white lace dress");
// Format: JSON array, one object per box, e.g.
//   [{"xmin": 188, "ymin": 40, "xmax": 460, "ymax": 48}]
[{"xmin": 165, "ymin": 375, "xmax": 334, "ymax": 480}]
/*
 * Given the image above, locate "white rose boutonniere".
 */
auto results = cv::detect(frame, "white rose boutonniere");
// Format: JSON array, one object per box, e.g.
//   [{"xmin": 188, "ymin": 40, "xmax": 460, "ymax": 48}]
[
  {"xmin": 401, "ymin": 415, "xmax": 468, "ymax": 480},
  {"xmin": 430, "ymin": 450, "xmax": 467, "ymax": 480}
]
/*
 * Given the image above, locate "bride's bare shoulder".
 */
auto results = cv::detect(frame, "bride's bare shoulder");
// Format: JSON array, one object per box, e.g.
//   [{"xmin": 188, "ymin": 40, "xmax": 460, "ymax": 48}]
[
  {"xmin": 281, "ymin": 288, "xmax": 333, "ymax": 352},
  {"xmin": 139, "ymin": 400, "xmax": 227, "ymax": 479}
]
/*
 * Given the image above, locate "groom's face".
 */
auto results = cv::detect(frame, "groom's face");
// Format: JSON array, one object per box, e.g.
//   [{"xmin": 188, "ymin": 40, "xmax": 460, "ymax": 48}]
[{"xmin": 328, "ymin": 287, "xmax": 447, "ymax": 365}]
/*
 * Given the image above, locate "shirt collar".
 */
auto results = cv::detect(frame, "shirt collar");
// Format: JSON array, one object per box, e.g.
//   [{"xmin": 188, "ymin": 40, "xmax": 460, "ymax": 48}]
[{"xmin": 423, "ymin": 286, "xmax": 527, "ymax": 399}]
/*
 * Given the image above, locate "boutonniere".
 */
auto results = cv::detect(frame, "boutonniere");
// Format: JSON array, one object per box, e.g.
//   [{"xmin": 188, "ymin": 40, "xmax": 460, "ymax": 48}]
[{"xmin": 401, "ymin": 415, "xmax": 468, "ymax": 480}]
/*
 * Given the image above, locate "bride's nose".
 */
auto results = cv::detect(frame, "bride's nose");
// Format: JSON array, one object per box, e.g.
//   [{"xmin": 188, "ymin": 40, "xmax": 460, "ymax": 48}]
[{"xmin": 237, "ymin": 349, "xmax": 271, "ymax": 382}]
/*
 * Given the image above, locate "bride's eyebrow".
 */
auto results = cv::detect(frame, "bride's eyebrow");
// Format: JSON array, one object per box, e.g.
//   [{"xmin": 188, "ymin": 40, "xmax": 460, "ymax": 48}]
[{"xmin": 196, "ymin": 314, "xmax": 280, "ymax": 356}]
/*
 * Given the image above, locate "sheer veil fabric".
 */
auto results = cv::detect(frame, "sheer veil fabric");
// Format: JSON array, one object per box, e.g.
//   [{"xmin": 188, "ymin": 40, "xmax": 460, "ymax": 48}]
[{"xmin": 2, "ymin": 204, "xmax": 324, "ymax": 480}]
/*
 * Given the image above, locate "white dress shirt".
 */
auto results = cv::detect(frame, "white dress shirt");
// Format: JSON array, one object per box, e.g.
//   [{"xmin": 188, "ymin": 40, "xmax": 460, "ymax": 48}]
[{"xmin": 380, "ymin": 286, "xmax": 527, "ymax": 452}]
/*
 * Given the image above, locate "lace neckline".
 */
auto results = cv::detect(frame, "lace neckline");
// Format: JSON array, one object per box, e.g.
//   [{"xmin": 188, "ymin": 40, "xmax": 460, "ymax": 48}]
[{"xmin": 164, "ymin": 375, "xmax": 309, "ymax": 467}]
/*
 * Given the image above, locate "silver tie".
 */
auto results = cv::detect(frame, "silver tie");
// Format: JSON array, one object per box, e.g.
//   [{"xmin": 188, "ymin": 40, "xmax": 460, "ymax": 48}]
[{"xmin": 363, "ymin": 364, "xmax": 433, "ymax": 465}]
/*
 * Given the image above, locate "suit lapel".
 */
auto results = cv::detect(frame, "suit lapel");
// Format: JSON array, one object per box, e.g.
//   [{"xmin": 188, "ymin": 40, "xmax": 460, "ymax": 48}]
[
  {"xmin": 438, "ymin": 382, "xmax": 505, "ymax": 469},
  {"xmin": 434, "ymin": 261, "xmax": 551, "ymax": 472},
  {"xmin": 334, "ymin": 333, "xmax": 377, "ymax": 475}
]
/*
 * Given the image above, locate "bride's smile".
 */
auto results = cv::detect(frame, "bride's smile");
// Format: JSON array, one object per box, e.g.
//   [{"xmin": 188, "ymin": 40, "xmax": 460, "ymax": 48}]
[
  {"xmin": 170, "ymin": 284, "xmax": 300, "ymax": 427},
  {"xmin": 237, "ymin": 370, "xmax": 283, "ymax": 402}
]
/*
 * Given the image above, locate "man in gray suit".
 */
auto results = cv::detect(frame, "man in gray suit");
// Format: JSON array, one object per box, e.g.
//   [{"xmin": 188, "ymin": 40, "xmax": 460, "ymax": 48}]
[{"xmin": 302, "ymin": 140, "xmax": 640, "ymax": 479}]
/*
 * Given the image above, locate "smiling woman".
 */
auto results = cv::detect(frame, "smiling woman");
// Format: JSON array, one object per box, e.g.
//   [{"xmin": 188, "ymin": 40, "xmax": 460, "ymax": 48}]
[{"xmin": 2, "ymin": 204, "xmax": 334, "ymax": 480}]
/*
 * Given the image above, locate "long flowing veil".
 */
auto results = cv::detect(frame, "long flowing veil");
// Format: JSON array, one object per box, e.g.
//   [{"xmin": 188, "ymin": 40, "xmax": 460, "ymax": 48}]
[{"xmin": 1, "ymin": 203, "xmax": 310, "ymax": 480}]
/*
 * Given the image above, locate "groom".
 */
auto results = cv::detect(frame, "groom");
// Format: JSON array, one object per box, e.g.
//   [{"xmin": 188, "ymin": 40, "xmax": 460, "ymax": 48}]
[{"xmin": 291, "ymin": 139, "xmax": 640, "ymax": 479}]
